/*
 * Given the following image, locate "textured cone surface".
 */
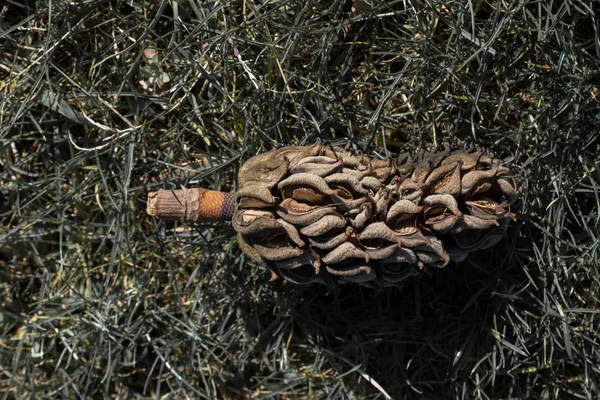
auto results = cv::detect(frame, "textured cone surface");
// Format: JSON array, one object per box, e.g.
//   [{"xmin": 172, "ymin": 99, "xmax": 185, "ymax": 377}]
[{"xmin": 233, "ymin": 142, "xmax": 518, "ymax": 288}]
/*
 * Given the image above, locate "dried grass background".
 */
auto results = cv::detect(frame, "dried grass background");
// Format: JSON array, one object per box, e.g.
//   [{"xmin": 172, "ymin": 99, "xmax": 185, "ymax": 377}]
[{"xmin": 1, "ymin": 0, "xmax": 599, "ymax": 398}]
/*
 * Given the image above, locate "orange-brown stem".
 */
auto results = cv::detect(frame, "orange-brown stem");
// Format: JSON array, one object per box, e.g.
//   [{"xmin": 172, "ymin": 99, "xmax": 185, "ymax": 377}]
[{"xmin": 147, "ymin": 188, "xmax": 235, "ymax": 223}]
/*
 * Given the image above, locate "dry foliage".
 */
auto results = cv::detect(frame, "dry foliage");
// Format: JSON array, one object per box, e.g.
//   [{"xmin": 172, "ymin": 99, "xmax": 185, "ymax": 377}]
[{"xmin": 1, "ymin": 0, "xmax": 599, "ymax": 399}]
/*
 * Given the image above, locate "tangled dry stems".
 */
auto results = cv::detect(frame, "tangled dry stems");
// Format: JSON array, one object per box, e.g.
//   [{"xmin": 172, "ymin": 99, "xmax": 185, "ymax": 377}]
[{"xmin": 0, "ymin": 0, "xmax": 599, "ymax": 398}]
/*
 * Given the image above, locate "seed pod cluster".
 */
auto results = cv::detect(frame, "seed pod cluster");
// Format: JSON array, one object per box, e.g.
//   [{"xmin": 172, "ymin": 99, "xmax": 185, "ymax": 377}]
[{"xmin": 233, "ymin": 141, "xmax": 518, "ymax": 289}]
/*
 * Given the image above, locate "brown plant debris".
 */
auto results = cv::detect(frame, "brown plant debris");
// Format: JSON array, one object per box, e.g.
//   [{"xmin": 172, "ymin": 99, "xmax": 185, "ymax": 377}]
[{"xmin": 231, "ymin": 141, "xmax": 518, "ymax": 288}]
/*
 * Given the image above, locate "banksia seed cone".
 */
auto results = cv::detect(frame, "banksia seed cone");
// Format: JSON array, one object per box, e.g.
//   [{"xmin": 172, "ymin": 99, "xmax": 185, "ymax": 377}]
[{"xmin": 148, "ymin": 141, "xmax": 518, "ymax": 289}]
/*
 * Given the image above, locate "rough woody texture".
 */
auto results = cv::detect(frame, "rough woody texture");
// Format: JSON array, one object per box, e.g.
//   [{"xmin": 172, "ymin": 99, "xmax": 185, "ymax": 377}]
[
  {"xmin": 233, "ymin": 141, "xmax": 518, "ymax": 289},
  {"xmin": 147, "ymin": 188, "xmax": 236, "ymax": 223}
]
